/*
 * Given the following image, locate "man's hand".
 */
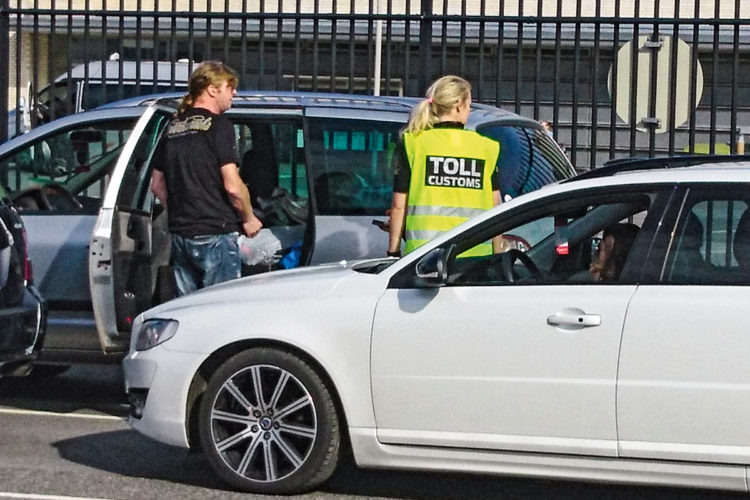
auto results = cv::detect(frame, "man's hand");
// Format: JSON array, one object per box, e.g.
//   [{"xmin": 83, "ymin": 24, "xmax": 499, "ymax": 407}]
[{"xmin": 243, "ymin": 215, "xmax": 263, "ymax": 237}]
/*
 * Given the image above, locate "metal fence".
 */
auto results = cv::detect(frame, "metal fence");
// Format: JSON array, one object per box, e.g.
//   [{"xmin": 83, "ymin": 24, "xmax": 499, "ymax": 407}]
[{"xmin": 2, "ymin": 0, "xmax": 750, "ymax": 170}]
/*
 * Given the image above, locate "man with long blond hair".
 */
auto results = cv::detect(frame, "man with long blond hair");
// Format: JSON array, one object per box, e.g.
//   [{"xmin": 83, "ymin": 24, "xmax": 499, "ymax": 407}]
[{"xmin": 151, "ymin": 61, "xmax": 262, "ymax": 295}]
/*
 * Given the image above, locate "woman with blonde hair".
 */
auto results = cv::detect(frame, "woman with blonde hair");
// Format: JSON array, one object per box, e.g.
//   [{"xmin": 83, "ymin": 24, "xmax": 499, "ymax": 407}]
[{"xmin": 387, "ymin": 75, "xmax": 502, "ymax": 257}]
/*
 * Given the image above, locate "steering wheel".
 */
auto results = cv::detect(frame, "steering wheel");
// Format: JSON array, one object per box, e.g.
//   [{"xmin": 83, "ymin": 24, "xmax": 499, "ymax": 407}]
[
  {"xmin": 501, "ymin": 249, "xmax": 543, "ymax": 282},
  {"xmin": 38, "ymin": 183, "xmax": 83, "ymax": 210}
]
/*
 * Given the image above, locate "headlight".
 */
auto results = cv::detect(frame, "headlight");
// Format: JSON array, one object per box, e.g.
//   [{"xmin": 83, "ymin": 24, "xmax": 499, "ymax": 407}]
[{"xmin": 135, "ymin": 319, "xmax": 179, "ymax": 351}]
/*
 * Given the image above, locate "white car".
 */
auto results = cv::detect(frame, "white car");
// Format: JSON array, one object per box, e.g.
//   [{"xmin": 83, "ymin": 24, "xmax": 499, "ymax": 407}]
[{"xmin": 125, "ymin": 155, "xmax": 750, "ymax": 494}]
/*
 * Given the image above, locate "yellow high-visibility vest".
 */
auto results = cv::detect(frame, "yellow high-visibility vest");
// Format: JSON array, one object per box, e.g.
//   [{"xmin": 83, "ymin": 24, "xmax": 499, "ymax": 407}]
[{"xmin": 403, "ymin": 126, "xmax": 500, "ymax": 255}]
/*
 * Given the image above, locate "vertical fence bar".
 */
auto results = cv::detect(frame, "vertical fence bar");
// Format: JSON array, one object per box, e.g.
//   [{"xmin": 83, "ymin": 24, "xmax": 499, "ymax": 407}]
[
  {"xmin": 13, "ymin": 0, "xmax": 24, "ymax": 137},
  {"xmin": 204, "ymin": 0, "xmax": 211, "ymax": 60},
  {"xmin": 0, "ymin": 0, "xmax": 8, "ymax": 142},
  {"xmin": 117, "ymin": 0, "xmax": 125, "ymax": 99},
  {"xmin": 418, "ymin": 0, "xmax": 432, "ymax": 94},
  {"xmin": 552, "ymin": 0, "xmax": 561, "ymax": 149},
  {"xmin": 31, "ymin": 0, "xmax": 39, "ymax": 127},
  {"xmin": 187, "ymin": 0, "xmax": 194, "ymax": 74},
  {"xmin": 151, "ymin": 0, "xmax": 159, "ymax": 93},
  {"xmin": 628, "ymin": 0, "xmax": 641, "ymax": 156},
  {"xmin": 293, "ymin": 0, "xmax": 301, "ymax": 90},
  {"xmin": 275, "ymin": 0, "xmax": 283, "ymax": 90},
  {"xmin": 475, "ymin": 0, "xmax": 485, "ymax": 100},
  {"xmin": 239, "ymin": 0, "xmax": 248, "ymax": 86},
  {"xmin": 48, "ymin": 0, "xmax": 58, "ymax": 118},
  {"xmin": 647, "ymin": 0, "xmax": 660, "ymax": 158},
  {"xmin": 170, "ymin": 0, "xmax": 178, "ymax": 90},
  {"xmin": 532, "ymin": 0, "xmax": 542, "ymax": 120},
  {"xmin": 513, "ymin": 0, "xmax": 523, "ymax": 115},
  {"xmin": 135, "ymin": 0, "xmax": 142, "ymax": 93},
  {"xmin": 709, "ymin": 0, "xmax": 719, "ymax": 153},
  {"xmin": 223, "ymin": 0, "xmax": 230, "ymax": 64},
  {"xmin": 496, "ymin": 0, "xmax": 505, "ymax": 107},
  {"xmin": 458, "ymin": 0, "xmax": 466, "ymax": 77},
  {"xmin": 99, "ymin": 0, "xmax": 107, "ymax": 110},
  {"xmin": 730, "ymin": 0, "xmax": 740, "ymax": 152},
  {"xmin": 403, "ymin": 0, "xmax": 412, "ymax": 96},
  {"xmin": 608, "ymin": 0, "xmax": 620, "ymax": 160},
  {"xmin": 365, "ymin": 0, "xmax": 373, "ymax": 94},
  {"xmin": 570, "ymin": 0, "xmax": 581, "ymax": 166},
  {"xmin": 688, "ymin": 0, "xmax": 700, "ymax": 153},
  {"xmin": 439, "ymin": 0, "xmax": 446, "ymax": 75},
  {"xmin": 348, "ymin": 0, "xmax": 355, "ymax": 93},
  {"xmin": 589, "ymin": 0, "xmax": 601, "ymax": 169},
  {"xmin": 384, "ymin": 0, "xmax": 393, "ymax": 95},
  {"xmin": 667, "ymin": 0, "xmax": 680, "ymax": 156},
  {"xmin": 259, "ymin": 0, "xmax": 266, "ymax": 88},
  {"xmin": 330, "ymin": 0, "xmax": 337, "ymax": 92}
]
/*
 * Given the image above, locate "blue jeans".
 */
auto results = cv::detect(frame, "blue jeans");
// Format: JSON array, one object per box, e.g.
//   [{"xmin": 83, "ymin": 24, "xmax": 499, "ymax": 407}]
[{"xmin": 171, "ymin": 232, "xmax": 241, "ymax": 296}]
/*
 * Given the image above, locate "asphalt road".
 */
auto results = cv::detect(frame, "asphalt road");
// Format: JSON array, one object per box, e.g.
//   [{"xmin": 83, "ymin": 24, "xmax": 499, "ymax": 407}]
[{"xmin": 0, "ymin": 364, "xmax": 744, "ymax": 500}]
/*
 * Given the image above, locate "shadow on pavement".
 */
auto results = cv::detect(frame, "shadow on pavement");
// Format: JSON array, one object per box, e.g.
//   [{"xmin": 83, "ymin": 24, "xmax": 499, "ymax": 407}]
[
  {"xmin": 0, "ymin": 363, "xmax": 128, "ymax": 417},
  {"xmin": 52, "ymin": 428, "xmax": 746, "ymax": 500}
]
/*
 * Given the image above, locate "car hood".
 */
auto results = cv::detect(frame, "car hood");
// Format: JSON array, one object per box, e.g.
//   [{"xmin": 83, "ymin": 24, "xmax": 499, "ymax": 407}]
[{"xmin": 143, "ymin": 258, "xmax": 389, "ymax": 317}]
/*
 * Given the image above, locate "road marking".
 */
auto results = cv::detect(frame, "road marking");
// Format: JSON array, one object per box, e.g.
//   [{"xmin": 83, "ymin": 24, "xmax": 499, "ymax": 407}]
[
  {"xmin": 0, "ymin": 408, "xmax": 123, "ymax": 421},
  {"xmin": 0, "ymin": 494, "xmax": 112, "ymax": 500}
]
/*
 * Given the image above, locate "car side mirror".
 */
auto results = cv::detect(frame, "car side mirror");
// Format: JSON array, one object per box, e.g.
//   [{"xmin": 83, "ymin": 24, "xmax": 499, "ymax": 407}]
[{"xmin": 415, "ymin": 245, "xmax": 455, "ymax": 287}]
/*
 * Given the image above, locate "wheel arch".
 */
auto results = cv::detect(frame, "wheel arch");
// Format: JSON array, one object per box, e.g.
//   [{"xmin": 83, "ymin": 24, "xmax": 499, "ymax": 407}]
[{"xmin": 184, "ymin": 338, "xmax": 351, "ymax": 455}]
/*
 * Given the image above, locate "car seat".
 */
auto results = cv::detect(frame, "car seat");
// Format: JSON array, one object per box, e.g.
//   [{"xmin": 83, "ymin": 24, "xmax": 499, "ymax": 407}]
[
  {"xmin": 733, "ymin": 209, "xmax": 750, "ymax": 273},
  {"xmin": 668, "ymin": 211, "xmax": 714, "ymax": 283},
  {"xmin": 242, "ymin": 123, "xmax": 278, "ymax": 207}
]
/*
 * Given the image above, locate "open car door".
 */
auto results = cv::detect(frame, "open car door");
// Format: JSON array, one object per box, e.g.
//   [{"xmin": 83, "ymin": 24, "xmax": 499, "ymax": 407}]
[{"xmin": 89, "ymin": 103, "xmax": 174, "ymax": 354}]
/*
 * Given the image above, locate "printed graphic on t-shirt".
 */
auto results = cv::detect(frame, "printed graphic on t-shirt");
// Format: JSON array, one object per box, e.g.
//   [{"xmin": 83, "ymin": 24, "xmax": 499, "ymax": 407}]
[
  {"xmin": 424, "ymin": 155, "xmax": 485, "ymax": 189},
  {"xmin": 168, "ymin": 115, "xmax": 213, "ymax": 137}
]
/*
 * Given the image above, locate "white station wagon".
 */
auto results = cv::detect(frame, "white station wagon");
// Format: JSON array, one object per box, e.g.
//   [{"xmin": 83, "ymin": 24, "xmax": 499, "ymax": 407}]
[{"xmin": 124, "ymin": 155, "xmax": 750, "ymax": 495}]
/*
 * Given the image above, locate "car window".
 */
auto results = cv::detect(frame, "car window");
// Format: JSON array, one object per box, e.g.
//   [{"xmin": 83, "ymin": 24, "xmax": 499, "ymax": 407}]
[
  {"xmin": 0, "ymin": 119, "xmax": 137, "ymax": 213},
  {"xmin": 118, "ymin": 113, "xmax": 172, "ymax": 211},
  {"xmin": 663, "ymin": 187, "xmax": 750, "ymax": 285},
  {"xmin": 306, "ymin": 117, "xmax": 402, "ymax": 216},
  {"xmin": 235, "ymin": 119, "xmax": 309, "ymax": 204},
  {"xmin": 83, "ymin": 82, "xmax": 188, "ymax": 110},
  {"xmin": 476, "ymin": 124, "xmax": 574, "ymax": 198},
  {"xmin": 431, "ymin": 191, "xmax": 657, "ymax": 286},
  {"xmin": 36, "ymin": 81, "xmax": 76, "ymax": 122}
]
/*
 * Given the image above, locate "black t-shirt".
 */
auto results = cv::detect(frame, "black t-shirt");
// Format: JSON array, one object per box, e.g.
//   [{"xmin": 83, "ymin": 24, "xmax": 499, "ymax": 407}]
[
  {"xmin": 392, "ymin": 121, "xmax": 500, "ymax": 193},
  {"xmin": 154, "ymin": 108, "xmax": 241, "ymax": 237}
]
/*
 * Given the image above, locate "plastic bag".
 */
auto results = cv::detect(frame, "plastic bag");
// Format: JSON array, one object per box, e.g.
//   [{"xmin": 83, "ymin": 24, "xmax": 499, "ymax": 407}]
[{"xmin": 238, "ymin": 225, "xmax": 305, "ymax": 267}]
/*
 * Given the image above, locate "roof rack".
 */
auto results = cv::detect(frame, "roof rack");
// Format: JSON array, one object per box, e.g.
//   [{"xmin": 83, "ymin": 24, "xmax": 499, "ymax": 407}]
[{"xmin": 566, "ymin": 154, "xmax": 750, "ymax": 183}]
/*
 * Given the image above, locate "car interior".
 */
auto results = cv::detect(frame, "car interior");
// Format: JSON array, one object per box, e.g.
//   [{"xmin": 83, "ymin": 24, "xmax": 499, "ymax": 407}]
[
  {"xmin": 0, "ymin": 122, "xmax": 135, "ymax": 213},
  {"xmin": 434, "ymin": 195, "xmax": 653, "ymax": 287}
]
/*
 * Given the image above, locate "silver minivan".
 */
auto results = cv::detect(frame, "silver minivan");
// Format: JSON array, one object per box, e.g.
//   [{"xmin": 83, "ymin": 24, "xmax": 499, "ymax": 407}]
[{"xmin": 0, "ymin": 91, "xmax": 575, "ymax": 368}]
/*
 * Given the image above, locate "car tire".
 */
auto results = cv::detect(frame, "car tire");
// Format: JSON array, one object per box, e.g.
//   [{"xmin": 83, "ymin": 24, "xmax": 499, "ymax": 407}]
[{"xmin": 198, "ymin": 348, "xmax": 340, "ymax": 495}]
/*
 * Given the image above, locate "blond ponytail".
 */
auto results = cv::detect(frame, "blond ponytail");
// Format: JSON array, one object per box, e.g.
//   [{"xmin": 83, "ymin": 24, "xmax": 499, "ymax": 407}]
[
  {"xmin": 404, "ymin": 75, "xmax": 471, "ymax": 135},
  {"xmin": 175, "ymin": 61, "xmax": 239, "ymax": 117}
]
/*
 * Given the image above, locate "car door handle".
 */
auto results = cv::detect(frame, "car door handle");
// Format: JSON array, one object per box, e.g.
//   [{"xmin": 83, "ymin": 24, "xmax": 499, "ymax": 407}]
[{"xmin": 547, "ymin": 308, "xmax": 601, "ymax": 329}]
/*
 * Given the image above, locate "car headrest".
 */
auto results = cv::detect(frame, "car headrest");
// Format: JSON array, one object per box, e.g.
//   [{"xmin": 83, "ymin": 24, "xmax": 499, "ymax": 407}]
[
  {"xmin": 734, "ymin": 209, "xmax": 750, "ymax": 269},
  {"xmin": 681, "ymin": 212, "xmax": 704, "ymax": 250}
]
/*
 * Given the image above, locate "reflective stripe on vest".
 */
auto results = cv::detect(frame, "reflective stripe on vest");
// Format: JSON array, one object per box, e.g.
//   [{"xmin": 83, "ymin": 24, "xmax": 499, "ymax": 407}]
[{"xmin": 403, "ymin": 127, "xmax": 499, "ymax": 255}]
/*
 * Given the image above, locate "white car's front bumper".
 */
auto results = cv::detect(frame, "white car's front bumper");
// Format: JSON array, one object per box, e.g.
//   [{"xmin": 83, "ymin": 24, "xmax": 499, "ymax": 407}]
[{"xmin": 123, "ymin": 347, "xmax": 205, "ymax": 448}]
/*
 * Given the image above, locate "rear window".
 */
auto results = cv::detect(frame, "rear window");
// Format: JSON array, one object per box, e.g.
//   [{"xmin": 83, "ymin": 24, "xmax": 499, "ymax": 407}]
[
  {"xmin": 83, "ymin": 83, "xmax": 187, "ymax": 109},
  {"xmin": 477, "ymin": 124, "xmax": 575, "ymax": 198}
]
